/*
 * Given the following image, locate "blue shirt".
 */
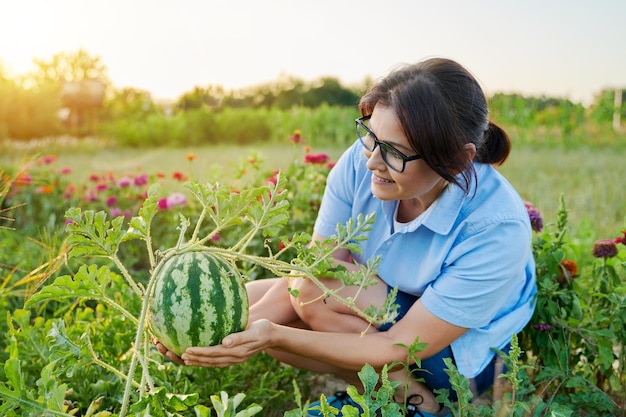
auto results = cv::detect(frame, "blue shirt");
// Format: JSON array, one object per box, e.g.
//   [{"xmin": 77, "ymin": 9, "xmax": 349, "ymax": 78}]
[{"xmin": 314, "ymin": 141, "xmax": 537, "ymax": 378}]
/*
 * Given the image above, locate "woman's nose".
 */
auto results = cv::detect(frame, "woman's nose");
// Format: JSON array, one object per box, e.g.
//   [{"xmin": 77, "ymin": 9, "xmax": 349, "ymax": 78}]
[{"xmin": 364, "ymin": 146, "xmax": 387, "ymax": 171}]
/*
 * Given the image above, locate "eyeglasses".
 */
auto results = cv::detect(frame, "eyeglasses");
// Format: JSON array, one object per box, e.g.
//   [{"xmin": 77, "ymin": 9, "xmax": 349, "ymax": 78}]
[{"xmin": 355, "ymin": 115, "xmax": 421, "ymax": 173}]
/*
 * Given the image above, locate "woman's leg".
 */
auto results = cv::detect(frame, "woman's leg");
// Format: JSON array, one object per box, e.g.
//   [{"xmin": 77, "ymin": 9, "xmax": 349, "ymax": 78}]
[
  {"xmin": 246, "ymin": 278, "xmax": 301, "ymax": 325},
  {"xmin": 288, "ymin": 275, "xmax": 388, "ymax": 333}
]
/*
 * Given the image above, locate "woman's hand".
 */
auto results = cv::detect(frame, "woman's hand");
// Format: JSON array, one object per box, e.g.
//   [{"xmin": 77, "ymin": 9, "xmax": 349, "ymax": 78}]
[
  {"xmin": 152, "ymin": 337, "xmax": 186, "ymax": 365},
  {"xmin": 178, "ymin": 319, "xmax": 274, "ymax": 368}
]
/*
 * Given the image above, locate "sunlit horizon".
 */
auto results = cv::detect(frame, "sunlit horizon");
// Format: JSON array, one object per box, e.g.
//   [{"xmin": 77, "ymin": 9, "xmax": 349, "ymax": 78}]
[{"xmin": 2, "ymin": 0, "xmax": 625, "ymax": 105}]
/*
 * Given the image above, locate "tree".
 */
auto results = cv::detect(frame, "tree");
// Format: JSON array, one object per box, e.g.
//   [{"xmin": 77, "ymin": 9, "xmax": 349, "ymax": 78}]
[
  {"xmin": 29, "ymin": 49, "xmax": 110, "ymax": 136},
  {"xmin": 301, "ymin": 77, "xmax": 360, "ymax": 107},
  {"xmin": 103, "ymin": 87, "xmax": 157, "ymax": 121}
]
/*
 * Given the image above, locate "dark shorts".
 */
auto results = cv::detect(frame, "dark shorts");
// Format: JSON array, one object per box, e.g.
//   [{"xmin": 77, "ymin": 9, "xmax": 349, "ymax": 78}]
[{"xmin": 377, "ymin": 288, "xmax": 507, "ymax": 401}]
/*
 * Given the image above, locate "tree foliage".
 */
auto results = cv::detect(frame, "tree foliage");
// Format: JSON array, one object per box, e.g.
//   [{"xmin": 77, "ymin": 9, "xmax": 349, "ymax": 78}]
[{"xmin": 0, "ymin": 48, "xmax": 624, "ymax": 142}]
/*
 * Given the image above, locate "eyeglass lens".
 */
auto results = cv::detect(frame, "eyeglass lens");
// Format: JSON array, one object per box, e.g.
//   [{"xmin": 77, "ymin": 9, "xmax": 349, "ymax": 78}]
[{"xmin": 356, "ymin": 121, "xmax": 406, "ymax": 172}]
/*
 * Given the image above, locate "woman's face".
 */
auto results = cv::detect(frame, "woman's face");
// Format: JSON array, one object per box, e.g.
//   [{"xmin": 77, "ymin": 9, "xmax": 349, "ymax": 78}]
[{"xmin": 364, "ymin": 105, "xmax": 445, "ymax": 206}]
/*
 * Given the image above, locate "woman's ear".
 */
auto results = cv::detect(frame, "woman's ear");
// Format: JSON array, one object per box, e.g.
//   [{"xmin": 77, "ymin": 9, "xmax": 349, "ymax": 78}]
[{"xmin": 464, "ymin": 143, "xmax": 477, "ymax": 162}]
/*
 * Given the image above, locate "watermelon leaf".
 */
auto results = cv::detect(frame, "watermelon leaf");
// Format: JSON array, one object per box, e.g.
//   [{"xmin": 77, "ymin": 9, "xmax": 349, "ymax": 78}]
[{"xmin": 65, "ymin": 208, "xmax": 127, "ymax": 258}]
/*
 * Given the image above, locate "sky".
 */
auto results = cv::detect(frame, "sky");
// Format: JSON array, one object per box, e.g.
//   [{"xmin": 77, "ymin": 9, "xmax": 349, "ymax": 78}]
[{"xmin": 1, "ymin": 0, "xmax": 625, "ymax": 105}]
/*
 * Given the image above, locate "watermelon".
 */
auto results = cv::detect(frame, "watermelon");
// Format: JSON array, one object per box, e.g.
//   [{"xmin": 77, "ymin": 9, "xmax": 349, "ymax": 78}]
[{"xmin": 148, "ymin": 251, "xmax": 249, "ymax": 356}]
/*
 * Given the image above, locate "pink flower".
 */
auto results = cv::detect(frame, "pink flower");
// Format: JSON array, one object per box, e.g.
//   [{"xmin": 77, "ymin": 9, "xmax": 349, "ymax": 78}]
[
  {"xmin": 38, "ymin": 155, "xmax": 57, "ymax": 165},
  {"xmin": 110, "ymin": 208, "xmax": 122, "ymax": 217},
  {"xmin": 211, "ymin": 233, "xmax": 221, "ymax": 242},
  {"xmin": 134, "ymin": 174, "xmax": 149, "ymax": 187},
  {"xmin": 158, "ymin": 193, "xmax": 187, "ymax": 210},
  {"xmin": 106, "ymin": 196, "xmax": 118, "ymax": 207},
  {"xmin": 96, "ymin": 183, "xmax": 108, "ymax": 192},
  {"xmin": 64, "ymin": 184, "xmax": 76, "ymax": 199},
  {"xmin": 60, "ymin": 166, "xmax": 72, "ymax": 175},
  {"xmin": 118, "ymin": 177, "xmax": 132, "ymax": 188}
]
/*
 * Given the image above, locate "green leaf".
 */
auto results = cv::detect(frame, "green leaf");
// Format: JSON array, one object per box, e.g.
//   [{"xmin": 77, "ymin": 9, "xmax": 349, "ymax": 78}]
[
  {"xmin": 24, "ymin": 265, "xmax": 138, "ymax": 324},
  {"xmin": 65, "ymin": 208, "xmax": 127, "ymax": 258}
]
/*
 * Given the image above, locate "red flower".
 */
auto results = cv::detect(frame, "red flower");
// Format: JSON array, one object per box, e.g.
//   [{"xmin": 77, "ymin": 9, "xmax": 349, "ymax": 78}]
[
  {"xmin": 172, "ymin": 171, "xmax": 188, "ymax": 181},
  {"xmin": 615, "ymin": 230, "xmax": 626, "ymax": 246},
  {"xmin": 304, "ymin": 153, "xmax": 329, "ymax": 165}
]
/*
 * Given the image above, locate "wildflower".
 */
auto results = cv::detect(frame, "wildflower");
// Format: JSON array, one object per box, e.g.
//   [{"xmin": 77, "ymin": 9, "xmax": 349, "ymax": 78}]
[
  {"xmin": 96, "ymin": 183, "xmax": 108, "ymax": 192},
  {"xmin": 14, "ymin": 173, "xmax": 32, "ymax": 185},
  {"xmin": 85, "ymin": 190, "xmax": 99, "ymax": 202},
  {"xmin": 118, "ymin": 177, "xmax": 132, "ymax": 188},
  {"xmin": 63, "ymin": 184, "xmax": 76, "ymax": 199},
  {"xmin": 38, "ymin": 155, "xmax": 57, "ymax": 165},
  {"xmin": 592, "ymin": 239, "xmax": 618, "ymax": 259},
  {"xmin": 106, "ymin": 196, "xmax": 118, "ymax": 207},
  {"xmin": 134, "ymin": 174, "xmax": 149, "ymax": 187},
  {"xmin": 172, "ymin": 171, "xmax": 188, "ymax": 182},
  {"xmin": 304, "ymin": 153, "xmax": 329, "ymax": 165},
  {"xmin": 615, "ymin": 230, "xmax": 626, "ymax": 246},
  {"xmin": 89, "ymin": 173, "xmax": 100, "ymax": 182},
  {"xmin": 158, "ymin": 193, "xmax": 187, "ymax": 210},
  {"xmin": 211, "ymin": 233, "xmax": 221, "ymax": 242},
  {"xmin": 186, "ymin": 153, "xmax": 197, "ymax": 161},
  {"xmin": 557, "ymin": 259, "xmax": 578, "ymax": 287},
  {"xmin": 289, "ymin": 130, "xmax": 305, "ymax": 144},
  {"xmin": 110, "ymin": 207, "xmax": 122, "ymax": 217},
  {"xmin": 156, "ymin": 172, "xmax": 166, "ymax": 179},
  {"xmin": 524, "ymin": 201, "xmax": 543, "ymax": 232},
  {"xmin": 36, "ymin": 185, "xmax": 54, "ymax": 194},
  {"xmin": 532, "ymin": 323, "xmax": 553, "ymax": 331},
  {"xmin": 60, "ymin": 166, "xmax": 72, "ymax": 175}
]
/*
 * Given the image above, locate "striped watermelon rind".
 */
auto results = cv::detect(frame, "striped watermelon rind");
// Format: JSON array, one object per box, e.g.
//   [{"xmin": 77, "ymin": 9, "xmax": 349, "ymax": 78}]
[{"xmin": 148, "ymin": 251, "xmax": 249, "ymax": 356}]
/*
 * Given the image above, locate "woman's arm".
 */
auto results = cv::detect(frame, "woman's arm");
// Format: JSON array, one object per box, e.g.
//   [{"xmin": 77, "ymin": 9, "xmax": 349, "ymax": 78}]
[{"xmin": 180, "ymin": 298, "xmax": 467, "ymax": 371}]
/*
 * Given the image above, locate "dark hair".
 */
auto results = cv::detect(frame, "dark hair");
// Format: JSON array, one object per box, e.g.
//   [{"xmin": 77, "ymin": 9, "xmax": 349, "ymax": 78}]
[{"xmin": 358, "ymin": 57, "xmax": 510, "ymax": 195}]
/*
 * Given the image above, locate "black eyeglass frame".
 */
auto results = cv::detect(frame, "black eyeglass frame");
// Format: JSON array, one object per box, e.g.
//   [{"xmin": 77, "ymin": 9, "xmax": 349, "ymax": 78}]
[{"xmin": 355, "ymin": 115, "xmax": 422, "ymax": 173}]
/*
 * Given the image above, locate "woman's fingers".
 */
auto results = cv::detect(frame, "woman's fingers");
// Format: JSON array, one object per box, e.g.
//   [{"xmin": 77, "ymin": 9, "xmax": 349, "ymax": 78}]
[{"xmin": 153, "ymin": 338, "xmax": 185, "ymax": 365}]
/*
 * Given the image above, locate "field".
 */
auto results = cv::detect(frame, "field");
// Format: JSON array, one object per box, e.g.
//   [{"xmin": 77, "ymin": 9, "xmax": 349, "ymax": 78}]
[
  {"xmin": 1, "ymin": 137, "xmax": 625, "ymax": 416},
  {"xmin": 3, "ymin": 138, "xmax": 624, "ymax": 240}
]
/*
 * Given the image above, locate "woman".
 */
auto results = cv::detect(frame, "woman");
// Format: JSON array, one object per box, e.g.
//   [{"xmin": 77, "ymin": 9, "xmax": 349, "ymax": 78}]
[{"xmin": 157, "ymin": 57, "xmax": 537, "ymax": 417}]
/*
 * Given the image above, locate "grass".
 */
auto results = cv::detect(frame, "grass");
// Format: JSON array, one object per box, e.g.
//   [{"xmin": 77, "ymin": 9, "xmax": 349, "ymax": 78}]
[{"xmin": 1, "ymin": 138, "xmax": 623, "ymax": 242}]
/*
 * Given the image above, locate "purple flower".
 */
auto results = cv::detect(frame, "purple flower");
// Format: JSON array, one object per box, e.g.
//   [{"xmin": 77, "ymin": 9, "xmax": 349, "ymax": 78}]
[
  {"xmin": 110, "ymin": 208, "xmax": 122, "ymax": 217},
  {"xmin": 532, "ymin": 323, "xmax": 553, "ymax": 331},
  {"xmin": 524, "ymin": 201, "xmax": 543, "ymax": 232},
  {"xmin": 592, "ymin": 239, "xmax": 618, "ymax": 259}
]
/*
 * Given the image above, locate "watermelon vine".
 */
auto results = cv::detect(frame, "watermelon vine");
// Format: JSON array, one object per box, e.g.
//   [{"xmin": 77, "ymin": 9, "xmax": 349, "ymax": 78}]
[{"xmin": 26, "ymin": 173, "xmax": 395, "ymax": 416}]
